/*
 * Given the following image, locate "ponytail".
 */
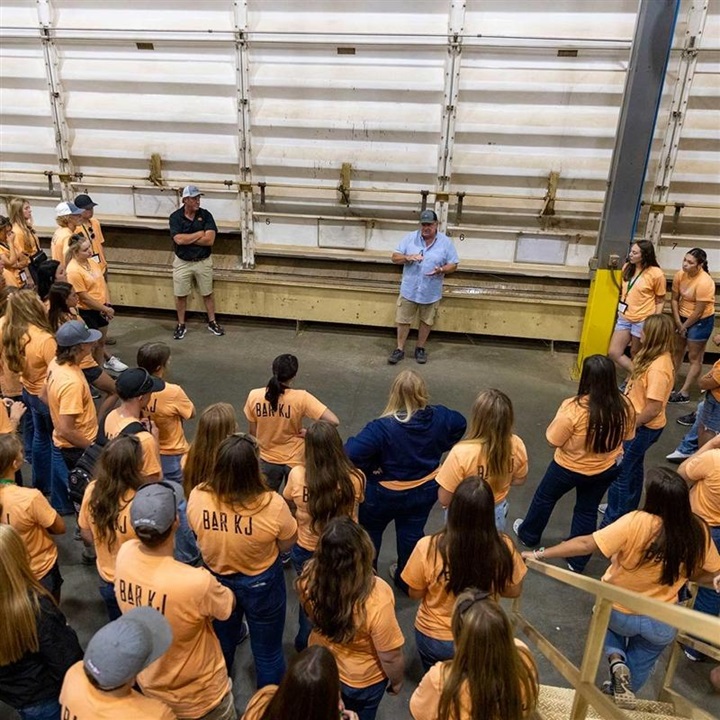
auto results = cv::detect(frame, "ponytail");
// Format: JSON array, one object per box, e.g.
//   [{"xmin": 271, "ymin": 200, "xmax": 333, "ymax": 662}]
[
  {"xmin": 265, "ymin": 354, "xmax": 299, "ymax": 411},
  {"xmin": 688, "ymin": 247, "xmax": 709, "ymax": 273}
]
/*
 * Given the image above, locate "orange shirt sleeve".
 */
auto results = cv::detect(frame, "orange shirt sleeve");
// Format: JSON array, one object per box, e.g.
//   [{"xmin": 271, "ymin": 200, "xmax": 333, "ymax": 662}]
[
  {"xmin": 138, "ymin": 432, "xmax": 162, "ymax": 478},
  {"xmin": 711, "ymin": 360, "xmax": 720, "ymax": 386},
  {"xmin": 645, "ymin": 362, "xmax": 674, "ymax": 403},
  {"xmin": 436, "ymin": 447, "xmax": 464, "ymax": 493},
  {"xmin": 683, "ymin": 452, "xmax": 716, "ymax": 484},
  {"xmin": 283, "ymin": 468, "xmax": 299, "ymax": 504},
  {"xmin": 56, "ymin": 378, "xmax": 86, "ymax": 417},
  {"xmin": 504, "ymin": 535, "xmax": 528, "ymax": 590},
  {"xmin": 66, "ymin": 263, "xmax": 91, "ymax": 295},
  {"xmin": 671, "ymin": 271, "xmax": 681, "ymax": 297},
  {"xmin": 275, "ymin": 497, "xmax": 298, "ymax": 541},
  {"xmin": 401, "ymin": 537, "xmax": 431, "ymax": 592},
  {"xmin": 545, "ymin": 402, "xmax": 575, "ymax": 448},
  {"xmin": 301, "ymin": 391, "xmax": 328, "ymax": 421},
  {"xmin": 592, "ymin": 512, "xmax": 635, "ymax": 559},
  {"xmin": 409, "ymin": 663, "xmax": 443, "ymax": 720},
  {"xmin": 77, "ymin": 481, "xmax": 94, "ymax": 532},
  {"xmin": 31, "ymin": 491, "xmax": 59, "ymax": 530},
  {"xmin": 243, "ymin": 392, "xmax": 257, "ymax": 423},
  {"xmin": 513, "ymin": 437, "xmax": 529, "ymax": 479},
  {"xmin": 367, "ymin": 580, "xmax": 405, "ymax": 653},
  {"xmin": 171, "ymin": 386, "xmax": 195, "ymax": 420},
  {"xmin": 198, "ymin": 568, "xmax": 235, "ymax": 622},
  {"xmin": 696, "ymin": 273, "xmax": 715, "ymax": 304},
  {"xmin": 651, "ymin": 268, "xmax": 667, "ymax": 298},
  {"xmin": 701, "ymin": 529, "xmax": 720, "ymax": 574}
]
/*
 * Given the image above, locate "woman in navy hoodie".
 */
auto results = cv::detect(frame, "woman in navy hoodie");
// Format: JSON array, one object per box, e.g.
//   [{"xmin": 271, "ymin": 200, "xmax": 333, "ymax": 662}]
[{"xmin": 345, "ymin": 370, "xmax": 466, "ymax": 593}]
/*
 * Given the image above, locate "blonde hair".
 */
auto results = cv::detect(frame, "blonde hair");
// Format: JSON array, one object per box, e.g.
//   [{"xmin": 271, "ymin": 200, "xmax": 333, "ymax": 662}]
[
  {"xmin": 380, "ymin": 370, "xmax": 429, "ymax": 422},
  {"xmin": 631, "ymin": 314, "xmax": 675, "ymax": 382},
  {"xmin": 0, "ymin": 525, "xmax": 50, "ymax": 665},
  {"xmin": 184, "ymin": 402, "xmax": 239, "ymax": 497},
  {"xmin": 55, "ymin": 215, "xmax": 73, "ymax": 229},
  {"xmin": 2, "ymin": 289, "xmax": 54, "ymax": 374},
  {"xmin": 64, "ymin": 234, "xmax": 87, "ymax": 267},
  {"xmin": 7, "ymin": 198, "xmax": 35, "ymax": 254},
  {"xmin": 463, "ymin": 389, "xmax": 514, "ymax": 480}
]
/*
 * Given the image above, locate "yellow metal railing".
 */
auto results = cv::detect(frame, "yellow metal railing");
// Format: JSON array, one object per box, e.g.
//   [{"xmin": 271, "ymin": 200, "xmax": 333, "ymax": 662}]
[{"xmin": 513, "ymin": 559, "xmax": 719, "ymax": 720}]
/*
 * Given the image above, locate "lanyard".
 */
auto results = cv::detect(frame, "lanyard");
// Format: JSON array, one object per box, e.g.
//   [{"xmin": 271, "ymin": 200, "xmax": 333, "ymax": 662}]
[
  {"xmin": 623, "ymin": 269, "xmax": 644, "ymax": 302},
  {"xmin": 0, "ymin": 478, "xmax": 14, "ymax": 485}
]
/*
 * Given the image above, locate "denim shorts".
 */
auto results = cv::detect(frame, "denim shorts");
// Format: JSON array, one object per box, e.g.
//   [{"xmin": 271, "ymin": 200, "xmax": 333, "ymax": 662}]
[
  {"xmin": 681, "ymin": 314, "xmax": 714, "ymax": 342},
  {"xmin": 701, "ymin": 392, "xmax": 720, "ymax": 434},
  {"xmin": 614, "ymin": 314, "xmax": 645, "ymax": 338}
]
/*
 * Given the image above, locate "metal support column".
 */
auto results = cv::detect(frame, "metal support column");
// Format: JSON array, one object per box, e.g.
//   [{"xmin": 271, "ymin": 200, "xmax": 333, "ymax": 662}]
[
  {"xmin": 234, "ymin": 0, "xmax": 255, "ymax": 269},
  {"xmin": 435, "ymin": 0, "xmax": 465, "ymax": 229},
  {"xmin": 576, "ymin": 0, "xmax": 680, "ymax": 374},
  {"xmin": 645, "ymin": 0, "xmax": 708, "ymax": 243},
  {"xmin": 37, "ymin": 0, "xmax": 75, "ymax": 200}
]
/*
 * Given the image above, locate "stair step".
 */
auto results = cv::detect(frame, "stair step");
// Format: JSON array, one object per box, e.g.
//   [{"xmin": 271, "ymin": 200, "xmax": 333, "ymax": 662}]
[{"xmin": 538, "ymin": 685, "xmax": 687, "ymax": 719}]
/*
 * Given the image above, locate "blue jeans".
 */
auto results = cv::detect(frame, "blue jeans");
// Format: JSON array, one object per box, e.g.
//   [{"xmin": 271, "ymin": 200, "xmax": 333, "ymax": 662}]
[
  {"xmin": 212, "ymin": 556, "xmax": 287, "ymax": 686},
  {"xmin": 518, "ymin": 460, "xmax": 618, "ymax": 572},
  {"xmin": 688, "ymin": 525, "xmax": 720, "ymax": 657},
  {"xmin": 160, "ymin": 453, "xmax": 184, "ymax": 483},
  {"xmin": 494, "ymin": 498, "xmax": 509, "ymax": 532},
  {"xmin": 340, "ymin": 678, "xmax": 388, "ymax": 720},
  {"xmin": 677, "ymin": 401, "xmax": 702, "ymax": 455},
  {"xmin": 99, "ymin": 579, "xmax": 122, "ymax": 621},
  {"xmin": 22, "ymin": 390, "xmax": 71, "ymax": 512},
  {"xmin": 359, "ymin": 480, "xmax": 438, "ymax": 593},
  {"xmin": 174, "ymin": 498, "xmax": 201, "ymax": 566},
  {"xmin": 38, "ymin": 561, "xmax": 63, "ymax": 602},
  {"xmin": 290, "ymin": 543, "xmax": 314, "ymax": 651},
  {"xmin": 604, "ymin": 609, "xmax": 677, "ymax": 692},
  {"xmin": 601, "ymin": 426, "xmax": 663, "ymax": 528},
  {"xmin": 415, "ymin": 628, "xmax": 454, "ymax": 673},
  {"xmin": 18, "ymin": 700, "xmax": 61, "ymax": 720}
]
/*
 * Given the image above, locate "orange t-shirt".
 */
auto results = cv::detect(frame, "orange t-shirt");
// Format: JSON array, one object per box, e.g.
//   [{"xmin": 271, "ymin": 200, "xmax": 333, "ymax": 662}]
[
  {"xmin": 46, "ymin": 359, "xmax": 98, "ymax": 448},
  {"xmin": 0, "ymin": 483, "xmax": 58, "ymax": 579},
  {"xmin": 0, "ymin": 317, "xmax": 23, "ymax": 397},
  {"xmin": 78, "ymin": 480, "xmax": 136, "ymax": 583},
  {"xmin": 0, "ymin": 407, "xmax": 12, "ymax": 434},
  {"xmin": 283, "ymin": 465, "xmax": 365, "ymax": 552},
  {"xmin": 409, "ymin": 640, "xmax": 538, "ymax": 720},
  {"xmin": 626, "ymin": 353, "xmax": 674, "ymax": 430},
  {"xmin": 187, "ymin": 488, "xmax": 297, "ymax": 576},
  {"xmin": 1, "ymin": 240, "xmax": 29, "ymax": 289},
  {"xmin": 77, "ymin": 218, "xmax": 108, "ymax": 274},
  {"xmin": 144, "ymin": 382, "xmax": 195, "ymax": 455},
  {"xmin": 243, "ymin": 387, "xmax": 328, "ymax": 466},
  {"xmin": 401, "ymin": 534, "xmax": 526, "ymax": 641},
  {"xmin": 672, "ymin": 269, "xmax": 715, "ymax": 320},
  {"xmin": 60, "ymin": 661, "xmax": 177, "ymax": 720},
  {"xmin": 241, "ymin": 686, "xmax": 277, "ymax": 720},
  {"xmin": 593, "ymin": 511, "xmax": 720, "ymax": 613},
  {"xmin": 11, "ymin": 223, "xmax": 40, "ymax": 256},
  {"xmin": 710, "ymin": 359, "xmax": 720, "ymax": 403},
  {"xmin": 104, "ymin": 410, "xmax": 162, "ymax": 479},
  {"xmin": 620, "ymin": 265, "xmax": 666, "ymax": 323},
  {"xmin": 66, "ymin": 258, "xmax": 109, "ymax": 307},
  {"xmin": 19, "ymin": 325, "xmax": 57, "ymax": 396},
  {"xmin": 436, "ymin": 435, "xmax": 528, "ymax": 503},
  {"xmin": 682, "ymin": 450, "xmax": 720, "ymax": 526},
  {"xmin": 114, "ymin": 540, "xmax": 234, "ymax": 719},
  {"xmin": 51, "ymin": 226, "xmax": 74, "ymax": 264},
  {"xmin": 547, "ymin": 397, "xmax": 635, "ymax": 475},
  {"xmin": 303, "ymin": 576, "xmax": 405, "ymax": 688}
]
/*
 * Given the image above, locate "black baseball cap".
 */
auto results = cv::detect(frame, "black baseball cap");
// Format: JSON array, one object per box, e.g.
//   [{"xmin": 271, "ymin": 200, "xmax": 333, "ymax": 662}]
[{"xmin": 116, "ymin": 368, "xmax": 165, "ymax": 400}]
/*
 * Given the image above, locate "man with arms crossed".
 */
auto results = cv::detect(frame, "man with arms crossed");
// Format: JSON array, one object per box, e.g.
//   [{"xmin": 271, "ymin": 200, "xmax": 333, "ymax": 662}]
[
  {"xmin": 169, "ymin": 186, "xmax": 224, "ymax": 340},
  {"xmin": 389, "ymin": 209, "xmax": 459, "ymax": 365}
]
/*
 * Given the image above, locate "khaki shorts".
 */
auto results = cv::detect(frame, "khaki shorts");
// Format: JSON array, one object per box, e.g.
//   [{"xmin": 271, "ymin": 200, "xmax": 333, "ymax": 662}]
[
  {"xmin": 396, "ymin": 295, "xmax": 440, "ymax": 326},
  {"xmin": 172, "ymin": 255, "xmax": 214, "ymax": 297}
]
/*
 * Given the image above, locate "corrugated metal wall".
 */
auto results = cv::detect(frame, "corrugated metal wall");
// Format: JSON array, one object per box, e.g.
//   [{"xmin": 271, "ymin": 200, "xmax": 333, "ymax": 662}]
[{"xmin": 1, "ymin": 0, "xmax": 718, "ymax": 273}]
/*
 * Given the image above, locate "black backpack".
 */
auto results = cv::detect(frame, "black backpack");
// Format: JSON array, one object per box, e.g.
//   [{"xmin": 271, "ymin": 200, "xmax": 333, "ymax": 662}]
[{"xmin": 67, "ymin": 421, "xmax": 145, "ymax": 510}]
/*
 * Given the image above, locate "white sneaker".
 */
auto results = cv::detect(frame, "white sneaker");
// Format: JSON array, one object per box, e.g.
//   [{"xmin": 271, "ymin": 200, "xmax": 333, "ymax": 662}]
[
  {"xmin": 666, "ymin": 449, "xmax": 691, "ymax": 462},
  {"xmin": 103, "ymin": 356, "xmax": 128, "ymax": 373}
]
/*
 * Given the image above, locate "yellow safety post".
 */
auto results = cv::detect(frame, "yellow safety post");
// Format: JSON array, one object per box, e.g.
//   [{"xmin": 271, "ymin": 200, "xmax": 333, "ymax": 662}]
[{"xmin": 574, "ymin": 268, "xmax": 621, "ymax": 378}]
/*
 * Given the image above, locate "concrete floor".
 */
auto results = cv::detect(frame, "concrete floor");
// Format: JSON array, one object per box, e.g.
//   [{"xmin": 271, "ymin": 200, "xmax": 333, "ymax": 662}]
[{"xmin": 2, "ymin": 311, "xmax": 719, "ymax": 719}]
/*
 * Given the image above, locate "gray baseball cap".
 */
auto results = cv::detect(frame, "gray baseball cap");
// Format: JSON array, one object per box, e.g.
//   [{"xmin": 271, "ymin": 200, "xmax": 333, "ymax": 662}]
[
  {"xmin": 419, "ymin": 209, "xmax": 438, "ymax": 223},
  {"xmin": 181, "ymin": 185, "xmax": 202, "ymax": 199},
  {"xmin": 83, "ymin": 607, "xmax": 173, "ymax": 690},
  {"xmin": 55, "ymin": 320, "xmax": 102, "ymax": 347},
  {"xmin": 55, "ymin": 201, "xmax": 83, "ymax": 217},
  {"xmin": 131, "ymin": 482, "xmax": 181, "ymax": 534}
]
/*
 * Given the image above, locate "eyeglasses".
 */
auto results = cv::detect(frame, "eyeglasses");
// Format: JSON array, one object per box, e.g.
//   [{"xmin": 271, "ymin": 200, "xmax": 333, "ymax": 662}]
[{"xmin": 232, "ymin": 432, "xmax": 259, "ymax": 449}]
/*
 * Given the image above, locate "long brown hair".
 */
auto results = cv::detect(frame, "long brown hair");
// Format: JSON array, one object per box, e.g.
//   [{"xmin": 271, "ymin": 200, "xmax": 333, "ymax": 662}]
[
  {"xmin": 304, "ymin": 421, "xmax": 362, "ymax": 535},
  {"xmin": 381, "ymin": 369, "xmax": 429, "ymax": 422},
  {"xmin": 298, "ymin": 517, "xmax": 375, "ymax": 643},
  {"xmin": 432, "ymin": 477, "xmax": 514, "ymax": 597},
  {"xmin": 7, "ymin": 198, "xmax": 37, "ymax": 254},
  {"xmin": 462, "ymin": 389, "xmax": 515, "ymax": 480},
  {"xmin": 438, "ymin": 591, "xmax": 539, "ymax": 720},
  {"xmin": 2, "ymin": 289, "xmax": 54, "ymax": 374},
  {"xmin": 183, "ymin": 402, "xmax": 238, "ymax": 497},
  {"xmin": 260, "ymin": 646, "xmax": 341, "ymax": 720},
  {"xmin": 0, "ymin": 525, "xmax": 52, "ymax": 665},
  {"xmin": 622, "ymin": 239, "xmax": 661, "ymax": 281},
  {"xmin": 630, "ymin": 314, "xmax": 675, "ymax": 382},
  {"xmin": 199, "ymin": 433, "xmax": 272, "ymax": 512},
  {"xmin": 89, "ymin": 436, "xmax": 144, "ymax": 552}
]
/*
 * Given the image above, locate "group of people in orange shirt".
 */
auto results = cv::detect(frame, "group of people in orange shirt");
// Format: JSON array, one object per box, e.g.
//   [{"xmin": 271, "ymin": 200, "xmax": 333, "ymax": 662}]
[{"xmin": 0, "ymin": 235, "xmax": 719, "ymax": 720}]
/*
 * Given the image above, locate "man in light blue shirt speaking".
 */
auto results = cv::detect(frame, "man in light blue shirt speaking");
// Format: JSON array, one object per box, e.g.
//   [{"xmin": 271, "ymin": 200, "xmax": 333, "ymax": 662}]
[{"xmin": 389, "ymin": 209, "xmax": 459, "ymax": 365}]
